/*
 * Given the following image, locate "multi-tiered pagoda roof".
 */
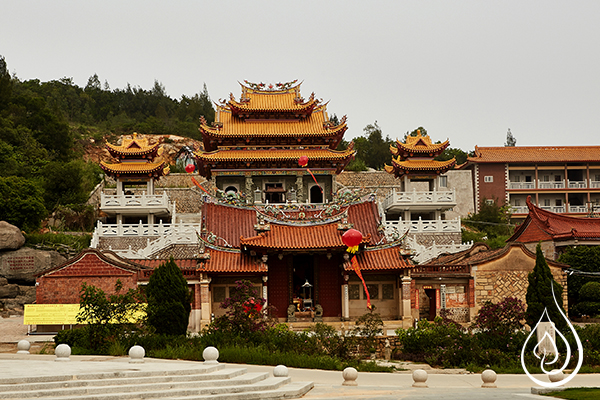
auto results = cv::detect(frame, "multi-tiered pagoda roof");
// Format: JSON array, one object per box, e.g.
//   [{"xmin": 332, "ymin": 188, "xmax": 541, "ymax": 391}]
[
  {"xmin": 100, "ymin": 133, "xmax": 167, "ymax": 179},
  {"xmin": 195, "ymin": 81, "xmax": 355, "ymax": 178},
  {"xmin": 385, "ymin": 131, "xmax": 456, "ymax": 178}
]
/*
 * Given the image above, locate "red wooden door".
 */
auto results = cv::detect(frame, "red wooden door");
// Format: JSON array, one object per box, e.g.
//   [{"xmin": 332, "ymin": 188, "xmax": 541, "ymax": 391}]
[
  {"xmin": 268, "ymin": 256, "xmax": 290, "ymax": 319},
  {"xmin": 317, "ymin": 255, "xmax": 342, "ymax": 318}
]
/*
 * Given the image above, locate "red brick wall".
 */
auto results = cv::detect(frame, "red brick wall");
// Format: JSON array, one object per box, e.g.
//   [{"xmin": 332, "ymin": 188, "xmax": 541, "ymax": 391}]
[
  {"xmin": 476, "ymin": 163, "xmax": 507, "ymax": 209},
  {"xmin": 36, "ymin": 253, "xmax": 138, "ymax": 304}
]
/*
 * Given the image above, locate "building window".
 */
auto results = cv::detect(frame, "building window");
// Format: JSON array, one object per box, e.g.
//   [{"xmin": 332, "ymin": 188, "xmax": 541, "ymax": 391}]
[
  {"xmin": 543, "ymin": 175, "xmax": 550, "ymax": 182},
  {"xmin": 525, "ymin": 175, "xmax": 532, "ymax": 182},
  {"xmin": 544, "ymin": 199, "xmax": 551, "ymax": 207},
  {"xmin": 485, "ymin": 199, "xmax": 494, "ymax": 205},
  {"xmin": 514, "ymin": 199, "xmax": 521, "ymax": 207},
  {"xmin": 213, "ymin": 286, "xmax": 226, "ymax": 303},
  {"xmin": 382, "ymin": 284, "xmax": 394, "ymax": 300},
  {"xmin": 348, "ymin": 284, "xmax": 360, "ymax": 300},
  {"xmin": 439, "ymin": 176, "xmax": 447, "ymax": 188},
  {"xmin": 555, "ymin": 175, "xmax": 562, "ymax": 182},
  {"xmin": 224, "ymin": 185, "xmax": 238, "ymax": 194},
  {"xmin": 265, "ymin": 183, "xmax": 285, "ymax": 203},
  {"xmin": 365, "ymin": 284, "xmax": 379, "ymax": 300},
  {"xmin": 555, "ymin": 199, "xmax": 562, "ymax": 207},
  {"xmin": 512, "ymin": 175, "xmax": 520, "ymax": 182},
  {"xmin": 484, "ymin": 176, "xmax": 493, "ymax": 183}
]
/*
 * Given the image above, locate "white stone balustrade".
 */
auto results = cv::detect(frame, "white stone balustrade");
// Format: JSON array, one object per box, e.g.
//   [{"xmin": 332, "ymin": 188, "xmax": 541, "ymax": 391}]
[
  {"xmin": 90, "ymin": 221, "xmax": 201, "ymax": 250},
  {"xmin": 100, "ymin": 192, "xmax": 172, "ymax": 210},
  {"xmin": 404, "ymin": 236, "xmax": 473, "ymax": 264},
  {"xmin": 383, "ymin": 217, "xmax": 461, "ymax": 235},
  {"xmin": 382, "ymin": 189, "xmax": 456, "ymax": 211}
]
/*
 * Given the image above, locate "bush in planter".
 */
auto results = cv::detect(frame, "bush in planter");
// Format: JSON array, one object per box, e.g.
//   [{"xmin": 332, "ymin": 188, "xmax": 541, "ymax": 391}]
[{"xmin": 353, "ymin": 310, "xmax": 383, "ymax": 354}]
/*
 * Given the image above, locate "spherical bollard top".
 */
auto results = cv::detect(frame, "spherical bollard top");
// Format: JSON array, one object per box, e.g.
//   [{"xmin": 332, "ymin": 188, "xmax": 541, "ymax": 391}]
[
  {"xmin": 17, "ymin": 340, "xmax": 31, "ymax": 354},
  {"xmin": 54, "ymin": 343, "xmax": 71, "ymax": 361},
  {"xmin": 342, "ymin": 367, "xmax": 358, "ymax": 386},
  {"xmin": 481, "ymin": 369, "xmax": 497, "ymax": 388},
  {"xmin": 273, "ymin": 365, "xmax": 289, "ymax": 377},
  {"xmin": 203, "ymin": 346, "xmax": 219, "ymax": 365},
  {"xmin": 129, "ymin": 345, "xmax": 145, "ymax": 364},
  {"xmin": 412, "ymin": 369, "xmax": 428, "ymax": 388},
  {"xmin": 548, "ymin": 369, "xmax": 565, "ymax": 383}
]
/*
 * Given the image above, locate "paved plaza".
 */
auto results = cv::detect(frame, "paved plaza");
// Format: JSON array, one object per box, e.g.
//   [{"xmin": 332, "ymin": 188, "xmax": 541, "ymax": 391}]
[{"xmin": 0, "ymin": 351, "xmax": 598, "ymax": 399}]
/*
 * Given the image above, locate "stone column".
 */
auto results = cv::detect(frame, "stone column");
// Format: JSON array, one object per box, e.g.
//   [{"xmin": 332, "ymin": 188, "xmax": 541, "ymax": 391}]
[
  {"xmin": 296, "ymin": 174, "xmax": 304, "ymax": 203},
  {"xmin": 200, "ymin": 275, "xmax": 212, "ymax": 323},
  {"xmin": 245, "ymin": 175, "xmax": 253, "ymax": 202},
  {"xmin": 189, "ymin": 283, "xmax": 202, "ymax": 332},
  {"xmin": 262, "ymin": 275, "xmax": 268, "ymax": 308},
  {"xmin": 401, "ymin": 276, "xmax": 412, "ymax": 328},
  {"xmin": 342, "ymin": 273, "xmax": 350, "ymax": 320},
  {"xmin": 147, "ymin": 179, "xmax": 154, "ymax": 195}
]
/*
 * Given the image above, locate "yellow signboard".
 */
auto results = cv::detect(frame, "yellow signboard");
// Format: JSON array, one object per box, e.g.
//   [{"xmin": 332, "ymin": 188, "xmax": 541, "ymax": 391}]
[
  {"xmin": 23, "ymin": 304, "xmax": 147, "ymax": 325},
  {"xmin": 23, "ymin": 304, "xmax": 80, "ymax": 325}
]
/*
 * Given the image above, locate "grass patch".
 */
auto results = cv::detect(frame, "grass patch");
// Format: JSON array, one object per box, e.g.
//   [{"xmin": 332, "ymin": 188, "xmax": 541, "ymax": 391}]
[
  {"xmin": 542, "ymin": 387, "xmax": 600, "ymax": 399},
  {"xmin": 25, "ymin": 232, "xmax": 91, "ymax": 251}
]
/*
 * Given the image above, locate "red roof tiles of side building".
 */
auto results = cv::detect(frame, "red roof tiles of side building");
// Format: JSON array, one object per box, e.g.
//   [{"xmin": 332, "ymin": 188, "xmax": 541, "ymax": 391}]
[
  {"xmin": 343, "ymin": 245, "xmax": 412, "ymax": 272},
  {"xmin": 197, "ymin": 248, "xmax": 267, "ymax": 273},
  {"xmin": 129, "ymin": 259, "xmax": 197, "ymax": 270},
  {"xmin": 202, "ymin": 202, "xmax": 257, "ymax": 248},
  {"xmin": 347, "ymin": 200, "xmax": 385, "ymax": 245},
  {"xmin": 508, "ymin": 196, "xmax": 600, "ymax": 243},
  {"xmin": 469, "ymin": 145, "xmax": 600, "ymax": 163}
]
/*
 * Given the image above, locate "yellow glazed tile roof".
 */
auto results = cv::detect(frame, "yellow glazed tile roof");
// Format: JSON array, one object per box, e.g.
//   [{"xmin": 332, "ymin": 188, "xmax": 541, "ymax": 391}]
[
  {"xmin": 100, "ymin": 161, "xmax": 166, "ymax": 174},
  {"xmin": 196, "ymin": 147, "xmax": 355, "ymax": 162},
  {"xmin": 389, "ymin": 158, "xmax": 456, "ymax": 171},
  {"xmin": 470, "ymin": 146, "xmax": 600, "ymax": 163},
  {"xmin": 392, "ymin": 132, "xmax": 450, "ymax": 155},
  {"xmin": 105, "ymin": 134, "xmax": 159, "ymax": 156},
  {"xmin": 229, "ymin": 90, "xmax": 318, "ymax": 112},
  {"xmin": 201, "ymin": 105, "xmax": 346, "ymax": 137}
]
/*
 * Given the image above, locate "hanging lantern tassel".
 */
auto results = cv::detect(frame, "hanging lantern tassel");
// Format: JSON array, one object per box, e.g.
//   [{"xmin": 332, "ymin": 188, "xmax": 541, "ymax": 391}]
[
  {"xmin": 351, "ymin": 255, "xmax": 372, "ymax": 310},
  {"xmin": 298, "ymin": 156, "xmax": 323, "ymax": 194},
  {"xmin": 191, "ymin": 176, "xmax": 211, "ymax": 195}
]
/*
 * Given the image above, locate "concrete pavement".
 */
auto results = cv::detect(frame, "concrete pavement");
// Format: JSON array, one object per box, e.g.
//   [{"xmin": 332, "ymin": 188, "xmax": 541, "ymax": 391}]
[{"xmin": 0, "ymin": 353, "xmax": 598, "ymax": 399}]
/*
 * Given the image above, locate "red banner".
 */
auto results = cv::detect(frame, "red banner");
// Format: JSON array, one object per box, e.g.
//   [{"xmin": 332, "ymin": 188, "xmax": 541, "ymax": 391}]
[{"xmin": 351, "ymin": 256, "xmax": 371, "ymax": 310}]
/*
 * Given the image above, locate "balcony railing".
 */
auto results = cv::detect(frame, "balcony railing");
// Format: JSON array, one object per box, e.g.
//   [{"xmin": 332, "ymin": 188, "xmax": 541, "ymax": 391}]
[
  {"xmin": 509, "ymin": 182, "xmax": 535, "ymax": 189},
  {"xmin": 538, "ymin": 180, "xmax": 565, "ymax": 189},
  {"xmin": 383, "ymin": 217, "xmax": 461, "ymax": 235},
  {"xmin": 568, "ymin": 205, "xmax": 588, "ymax": 213},
  {"xmin": 90, "ymin": 221, "xmax": 201, "ymax": 248},
  {"xmin": 510, "ymin": 206, "xmax": 529, "ymax": 214},
  {"xmin": 568, "ymin": 180, "xmax": 587, "ymax": 189},
  {"xmin": 591, "ymin": 181, "xmax": 600, "ymax": 188},
  {"xmin": 100, "ymin": 192, "xmax": 172, "ymax": 210},
  {"xmin": 382, "ymin": 189, "xmax": 455, "ymax": 211},
  {"xmin": 540, "ymin": 205, "xmax": 566, "ymax": 213}
]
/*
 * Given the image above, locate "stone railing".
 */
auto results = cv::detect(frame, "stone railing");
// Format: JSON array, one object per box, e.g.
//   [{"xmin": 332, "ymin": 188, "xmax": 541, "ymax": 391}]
[
  {"xmin": 568, "ymin": 205, "xmax": 588, "ymax": 213},
  {"xmin": 382, "ymin": 189, "xmax": 455, "ymax": 211},
  {"xmin": 509, "ymin": 179, "xmax": 598, "ymax": 190},
  {"xmin": 538, "ymin": 180, "xmax": 565, "ymax": 189},
  {"xmin": 508, "ymin": 182, "xmax": 535, "ymax": 189},
  {"xmin": 90, "ymin": 221, "xmax": 200, "ymax": 249},
  {"xmin": 100, "ymin": 192, "xmax": 172, "ymax": 210},
  {"xmin": 510, "ymin": 205, "xmax": 529, "ymax": 214},
  {"xmin": 540, "ymin": 205, "xmax": 566, "ymax": 213},
  {"xmin": 404, "ymin": 236, "xmax": 473, "ymax": 264},
  {"xmin": 383, "ymin": 217, "xmax": 461, "ymax": 235},
  {"xmin": 411, "ymin": 264, "xmax": 471, "ymax": 275}
]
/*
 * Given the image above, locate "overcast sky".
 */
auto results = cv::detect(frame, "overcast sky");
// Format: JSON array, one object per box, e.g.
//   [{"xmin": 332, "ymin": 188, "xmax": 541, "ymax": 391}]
[{"xmin": 2, "ymin": 1, "xmax": 599, "ymax": 152}]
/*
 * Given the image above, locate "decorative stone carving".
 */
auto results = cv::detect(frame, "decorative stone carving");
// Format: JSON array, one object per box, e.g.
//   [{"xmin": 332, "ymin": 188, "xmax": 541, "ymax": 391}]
[
  {"xmin": 203, "ymin": 346, "xmax": 219, "ymax": 365},
  {"xmin": 287, "ymin": 305, "xmax": 296, "ymax": 322},
  {"xmin": 314, "ymin": 304, "xmax": 323, "ymax": 322},
  {"xmin": 412, "ymin": 369, "xmax": 428, "ymax": 388},
  {"xmin": 17, "ymin": 340, "xmax": 30, "ymax": 354},
  {"xmin": 129, "ymin": 345, "xmax": 145, "ymax": 363},
  {"xmin": 481, "ymin": 369, "xmax": 497, "ymax": 388},
  {"xmin": 342, "ymin": 367, "xmax": 358, "ymax": 386},
  {"xmin": 55, "ymin": 344, "xmax": 71, "ymax": 361}
]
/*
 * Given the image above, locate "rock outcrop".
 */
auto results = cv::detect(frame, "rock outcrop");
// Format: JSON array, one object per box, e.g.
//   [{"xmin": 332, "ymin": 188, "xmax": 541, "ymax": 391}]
[
  {"xmin": 0, "ymin": 247, "xmax": 66, "ymax": 284},
  {"xmin": 0, "ymin": 221, "xmax": 26, "ymax": 250}
]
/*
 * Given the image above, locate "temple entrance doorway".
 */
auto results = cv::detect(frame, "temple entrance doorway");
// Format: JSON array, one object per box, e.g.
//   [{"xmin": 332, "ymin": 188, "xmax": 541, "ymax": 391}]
[
  {"xmin": 310, "ymin": 185, "xmax": 323, "ymax": 204},
  {"xmin": 293, "ymin": 254, "xmax": 314, "ymax": 311},
  {"xmin": 424, "ymin": 288, "xmax": 437, "ymax": 321}
]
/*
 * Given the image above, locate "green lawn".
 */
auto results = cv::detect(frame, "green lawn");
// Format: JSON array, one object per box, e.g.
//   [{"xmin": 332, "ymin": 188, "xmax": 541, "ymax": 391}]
[{"xmin": 543, "ymin": 387, "xmax": 600, "ymax": 399}]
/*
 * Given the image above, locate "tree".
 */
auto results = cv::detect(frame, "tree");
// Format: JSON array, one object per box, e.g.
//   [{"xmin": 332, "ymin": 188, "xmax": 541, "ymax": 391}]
[
  {"xmin": 0, "ymin": 55, "xmax": 12, "ymax": 109},
  {"xmin": 505, "ymin": 128, "xmax": 516, "ymax": 147},
  {"xmin": 0, "ymin": 176, "xmax": 47, "ymax": 231},
  {"xmin": 525, "ymin": 243, "xmax": 566, "ymax": 330},
  {"xmin": 435, "ymin": 147, "xmax": 470, "ymax": 165},
  {"xmin": 145, "ymin": 257, "xmax": 191, "ymax": 335},
  {"xmin": 557, "ymin": 246, "xmax": 600, "ymax": 316},
  {"xmin": 359, "ymin": 122, "xmax": 393, "ymax": 170},
  {"xmin": 462, "ymin": 197, "xmax": 513, "ymax": 244}
]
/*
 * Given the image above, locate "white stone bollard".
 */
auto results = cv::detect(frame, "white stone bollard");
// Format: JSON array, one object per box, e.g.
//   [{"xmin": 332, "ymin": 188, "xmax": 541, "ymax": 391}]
[
  {"xmin": 548, "ymin": 369, "xmax": 565, "ymax": 384},
  {"xmin": 129, "ymin": 345, "xmax": 145, "ymax": 364},
  {"xmin": 481, "ymin": 369, "xmax": 497, "ymax": 388},
  {"xmin": 17, "ymin": 340, "xmax": 31, "ymax": 354},
  {"xmin": 202, "ymin": 346, "xmax": 219, "ymax": 365},
  {"xmin": 54, "ymin": 344, "xmax": 71, "ymax": 362},
  {"xmin": 273, "ymin": 365, "xmax": 288, "ymax": 377},
  {"xmin": 342, "ymin": 367, "xmax": 358, "ymax": 386},
  {"xmin": 412, "ymin": 369, "xmax": 428, "ymax": 388}
]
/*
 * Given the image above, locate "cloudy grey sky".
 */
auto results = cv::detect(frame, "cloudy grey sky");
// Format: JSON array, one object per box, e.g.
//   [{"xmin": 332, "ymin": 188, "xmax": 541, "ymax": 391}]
[{"xmin": 2, "ymin": 1, "xmax": 599, "ymax": 152}]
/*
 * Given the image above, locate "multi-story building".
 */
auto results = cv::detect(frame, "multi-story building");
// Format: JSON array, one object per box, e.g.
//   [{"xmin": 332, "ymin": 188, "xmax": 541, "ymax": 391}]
[{"xmin": 467, "ymin": 146, "xmax": 600, "ymax": 220}]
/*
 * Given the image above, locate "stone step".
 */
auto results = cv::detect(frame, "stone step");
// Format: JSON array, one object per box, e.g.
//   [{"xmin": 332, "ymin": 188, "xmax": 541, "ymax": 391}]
[
  {"xmin": 0, "ymin": 372, "xmax": 273, "ymax": 399},
  {"xmin": 0, "ymin": 365, "xmax": 225, "ymax": 386},
  {"xmin": 0, "ymin": 368, "xmax": 247, "ymax": 393}
]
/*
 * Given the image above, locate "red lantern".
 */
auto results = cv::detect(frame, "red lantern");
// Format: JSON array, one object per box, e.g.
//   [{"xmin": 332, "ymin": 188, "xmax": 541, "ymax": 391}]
[
  {"xmin": 298, "ymin": 155, "xmax": 308, "ymax": 167},
  {"xmin": 342, "ymin": 228, "xmax": 362, "ymax": 254},
  {"xmin": 185, "ymin": 164, "xmax": 195, "ymax": 173}
]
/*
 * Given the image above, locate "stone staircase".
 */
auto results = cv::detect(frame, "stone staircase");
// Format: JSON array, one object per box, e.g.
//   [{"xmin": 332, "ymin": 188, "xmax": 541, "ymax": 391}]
[{"xmin": 0, "ymin": 364, "xmax": 313, "ymax": 400}]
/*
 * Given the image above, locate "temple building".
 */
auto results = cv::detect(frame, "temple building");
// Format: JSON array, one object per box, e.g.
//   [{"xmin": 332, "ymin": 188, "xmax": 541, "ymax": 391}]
[
  {"xmin": 382, "ymin": 131, "xmax": 462, "ymax": 249},
  {"xmin": 99, "ymin": 133, "xmax": 171, "ymax": 225},
  {"xmin": 194, "ymin": 80, "xmax": 355, "ymax": 204}
]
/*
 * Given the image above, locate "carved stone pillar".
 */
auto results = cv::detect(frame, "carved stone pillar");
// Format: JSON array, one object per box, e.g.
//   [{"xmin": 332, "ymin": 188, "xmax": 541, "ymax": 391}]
[
  {"xmin": 262, "ymin": 275, "xmax": 268, "ymax": 309},
  {"xmin": 189, "ymin": 283, "xmax": 202, "ymax": 332},
  {"xmin": 401, "ymin": 275, "xmax": 412, "ymax": 328},
  {"xmin": 245, "ymin": 175, "xmax": 253, "ymax": 202},
  {"xmin": 296, "ymin": 174, "xmax": 304, "ymax": 203},
  {"xmin": 200, "ymin": 275, "xmax": 212, "ymax": 322},
  {"xmin": 342, "ymin": 273, "xmax": 350, "ymax": 320}
]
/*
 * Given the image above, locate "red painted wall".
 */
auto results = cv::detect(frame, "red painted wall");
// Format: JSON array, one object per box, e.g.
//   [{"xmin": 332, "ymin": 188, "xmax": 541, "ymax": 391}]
[
  {"xmin": 477, "ymin": 163, "xmax": 507, "ymax": 208},
  {"xmin": 267, "ymin": 257, "xmax": 290, "ymax": 318},
  {"xmin": 317, "ymin": 255, "xmax": 342, "ymax": 318}
]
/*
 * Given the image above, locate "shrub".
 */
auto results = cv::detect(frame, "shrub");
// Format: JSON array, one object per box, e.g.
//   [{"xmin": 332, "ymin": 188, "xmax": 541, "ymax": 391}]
[
  {"xmin": 579, "ymin": 282, "xmax": 600, "ymax": 302},
  {"xmin": 473, "ymin": 297, "xmax": 526, "ymax": 337},
  {"xmin": 353, "ymin": 311, "xmax": 383, "ymax": 353},
  {"xmin": 213, "ymin": 279, "xmax": 267, "ymax": 334},
  {"xmin": 145, "ymin": 257, "xmax": 191, "ymax": 335}
]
